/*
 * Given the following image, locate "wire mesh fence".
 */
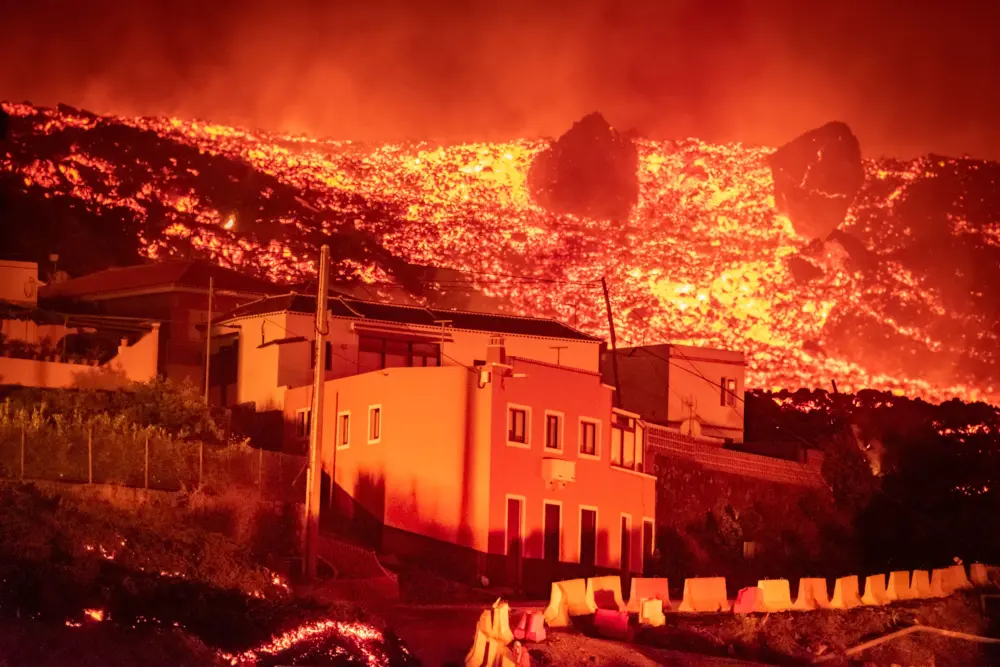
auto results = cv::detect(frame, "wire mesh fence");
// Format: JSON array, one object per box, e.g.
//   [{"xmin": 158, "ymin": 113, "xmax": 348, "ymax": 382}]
[{"xmin": 0, "ymin": 420, "xmax": 306, "ymax": 502}]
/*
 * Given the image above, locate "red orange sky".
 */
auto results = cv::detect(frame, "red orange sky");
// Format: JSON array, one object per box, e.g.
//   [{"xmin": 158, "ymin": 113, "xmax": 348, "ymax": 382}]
[{"xmin": 2, "ymin": 0, "xmax": 999, "ymax": 158}]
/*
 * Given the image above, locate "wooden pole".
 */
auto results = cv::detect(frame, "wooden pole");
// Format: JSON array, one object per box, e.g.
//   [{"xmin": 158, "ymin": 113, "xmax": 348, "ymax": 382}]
[
  {"xmin": 304, "ymin": 244, "xmax": 330, "ymax": 579},
  {"xmin": 87, "ymin": 425, "xmax": 93, "ymax": 484},
  {"xmin": 601, "ymin": 276, "xmax": 623, "ymax": 407},
  {"xmin": 144, "ymin": 434, "xmax": 149, "ymax": 490},
  {"xmin": 204, "ymin": 276, "xmax": 213, "ymax": 403}
]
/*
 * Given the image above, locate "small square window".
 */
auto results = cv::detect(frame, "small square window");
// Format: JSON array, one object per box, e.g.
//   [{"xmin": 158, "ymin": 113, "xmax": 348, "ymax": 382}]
[
  {"xmin": 368, "ymin": 406, "xmax": 381, "ymax": 443},
  {"xmin": 544, "ymin": 413, "xmax": 562, "ymax": 451},
  {"xmin": 580, "ymin": 420, "xmax": 597, "ymax": 457},
  {"xmin": 337, "ymin": 411, "xmax": 351, "ymax": 449},
  {"xmin": 508, "ymin": 407, "xmax": 528, "ymax": 446}
]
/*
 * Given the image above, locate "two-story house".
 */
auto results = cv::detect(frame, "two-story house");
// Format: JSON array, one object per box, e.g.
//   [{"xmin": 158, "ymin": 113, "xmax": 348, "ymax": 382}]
[
  {"xmin": 602, "ymin": 343, "xmax": 747, "ymax": 442},
  {"xmin": 282, "ymin": 341, "xmax": 656, "ymax": 593}
]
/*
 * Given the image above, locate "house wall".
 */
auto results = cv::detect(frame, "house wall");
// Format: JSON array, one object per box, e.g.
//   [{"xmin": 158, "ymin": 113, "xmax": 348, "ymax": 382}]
[
  {"xmin": 0, "ymin": 260, "xmax": 40, "ymax": 306},
  {"xmin": 603, "ymin": 344, "xmax": 747, "ymax": 442},
  {"xmin": 235, "ymin": 314, "xmax": 284, "ymax": 410},
  {"xmin": 0, "ymin": 327, "xmax": 159, "ymax": 389},
  {"xmin": 666, "ymin": 344, "xmax": 745, "ymax": 441},
  {"xmin": 283, "ymin": 366, "xmax": 494, "ymax": 554},
  {"xmin": 487, "ymin": 357, "xmax": 656, "ymax": 578}
]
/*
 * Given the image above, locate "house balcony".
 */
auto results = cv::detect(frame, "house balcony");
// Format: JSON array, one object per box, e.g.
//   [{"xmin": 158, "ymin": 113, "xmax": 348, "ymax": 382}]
[{"xmin": 541, "ymin": 457, "xmax": 575, "ymax": 489}]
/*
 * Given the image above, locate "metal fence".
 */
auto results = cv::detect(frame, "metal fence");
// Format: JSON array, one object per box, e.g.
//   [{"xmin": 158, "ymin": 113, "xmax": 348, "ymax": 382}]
[{"xmin": 0, "ymin": 421, "xmax": 306, "ymax": 501}]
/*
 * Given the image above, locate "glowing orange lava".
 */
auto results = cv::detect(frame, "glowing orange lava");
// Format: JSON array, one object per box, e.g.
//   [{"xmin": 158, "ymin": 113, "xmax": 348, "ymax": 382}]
[{"xmin": 2, "ymin": 102, "xmax": 995, "ymax": 405}]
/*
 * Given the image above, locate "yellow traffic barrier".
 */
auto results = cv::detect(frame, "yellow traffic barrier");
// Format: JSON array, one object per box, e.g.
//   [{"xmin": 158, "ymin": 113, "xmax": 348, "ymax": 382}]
[
  {"xmin": 792, "ymin": 578, "xmax": 831, "ymax": 610},
  {"xmin": 543, "ymin": 581, "xmax": 570, "ymax": 628},
  {"xmin": 757, "ymin": 579, "xmax": 794, "ymax": 612},
  {"xmin": 862, "ymin": 574, "xmax": 890, "ymax": 606},
  {"xmin": 563, "ymin": 578, "xmax": 597, "ymax": 616},
  {"xmin": 626, "ymin": 577, "xmax": 670, "ymax": 613},
  {"xmin": 830, "ymin": 575, "xmax": 863, "ymax": 609},
  {"xmin": 909, "ymin": 570, "xmax": 938, "ymax": 598},
  {"xmin": 970, "ymin": 563, "xmax": 990, "ymax": 587},
  {"xmin": 587, "ymin": 575, "xmax": 626, "ymax": 612},
  {"xmin": 466, "ymin": 600, "xmax": 522, "ymax": 667},
  {"xmin": 930, "ymin": 569, "xmax": 951, "ymax": 597},
  {"xmin": 678, "ymin": 577, "xmax": 731, "ymax": 612},
  {"xmin": 464, "ymin": 628, "xmax": 500, "ymax": 667},
  {"xmin": 639, "ymin": 598, "xmax": 666, "ymax": 627},
  {"xmin": 886, "ymin": 571, "xmax": 912, "ymax": 601}
]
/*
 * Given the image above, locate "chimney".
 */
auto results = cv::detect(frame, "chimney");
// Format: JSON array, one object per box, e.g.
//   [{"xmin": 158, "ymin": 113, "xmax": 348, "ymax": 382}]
[{"xmin": 486, "ymin": 334, "xmax": 506, "ymax": 365}]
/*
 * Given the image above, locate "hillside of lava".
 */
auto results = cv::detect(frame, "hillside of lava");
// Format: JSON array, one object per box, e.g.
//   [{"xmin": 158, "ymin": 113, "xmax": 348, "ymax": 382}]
[{"xmin": 2, "ymin": 101, "xmax": 1000, "ymax": 405}]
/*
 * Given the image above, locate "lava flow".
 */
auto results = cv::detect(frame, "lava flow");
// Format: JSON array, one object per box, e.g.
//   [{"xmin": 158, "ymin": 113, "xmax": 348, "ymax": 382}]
[{"xmin": 3, "ymin": 102, "xmax": 1000, "ymax": 404}]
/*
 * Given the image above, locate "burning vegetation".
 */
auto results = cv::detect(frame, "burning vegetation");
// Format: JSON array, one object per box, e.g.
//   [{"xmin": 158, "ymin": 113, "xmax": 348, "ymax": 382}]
[{"xmin": 2, "ymin": 102, "xmax": 1000, "ymax": 404}]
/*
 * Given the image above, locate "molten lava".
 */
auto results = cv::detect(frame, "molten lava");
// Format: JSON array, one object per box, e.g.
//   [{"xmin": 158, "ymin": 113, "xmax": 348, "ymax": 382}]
[{"xmin": 3, "ymin": 102, "xmax": 999, "ymax": 404}]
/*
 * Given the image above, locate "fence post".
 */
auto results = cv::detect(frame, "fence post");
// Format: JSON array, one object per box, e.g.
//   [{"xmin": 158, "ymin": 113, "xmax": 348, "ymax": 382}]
[
  {"xmin": 87, "ymin": 425, "xmax": 93, "ymax": 484},
  {"xmin": 199, "ymin": 440, "xmax": 204, "ymax": 489},
  {"xmin": 20, "ymin": 425, "xmax": 25, "ymax": 480},
  {"xmin": 144, "ymin": 434, "xmax": 149, "ymax": 490}
]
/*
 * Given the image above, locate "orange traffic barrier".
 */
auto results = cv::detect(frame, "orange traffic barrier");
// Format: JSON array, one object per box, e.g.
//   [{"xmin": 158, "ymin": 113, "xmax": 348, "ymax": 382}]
[
  {"xmin": 830, "ymin": 575, "xmax": 863, "ymax": 609},
  {"xmin": 734, "ymin": 586, "xmax": 766, "ymax": 614},
  {"xmin": 944, "ymin": 564, "xmax": 972, "ymax": 592},
  {"xmin": 543, "ymin": 578, "xmax": 595, "ymax": 627},
  {"xmin": 542, "ymin": 582, "xmax": 570, "ymax": 628},
  {"xmin": 862, "ymin": 574, "xmax": 890, "ymax": 606},
  {"xmin": 678, "ymin": 577, "xmax": 731, "ymax": 613},
  {"xmin": 970, "ymin": 563, "xmax": 990, "ymax": 587},
  {"xmin": 793, "ymin": 578, "xmax": 831, "ymax": 610},
  {"xmin": 757, "ymin": 579, "xmax": 794, "ymax": 612},
  {"xmin": 587, "ymin": 575, "xmax": 626, "ymax": 612},
  {"xmin": 627, "ymin": 577, "xmax": 670, "ymax": 613},
  {"xmin": 886, "ymin": 571, "xmax": 913, "ymax": 601},
  {"xmin": 909, "ymin": 570, "xmax": 938, "ymax": 598}
]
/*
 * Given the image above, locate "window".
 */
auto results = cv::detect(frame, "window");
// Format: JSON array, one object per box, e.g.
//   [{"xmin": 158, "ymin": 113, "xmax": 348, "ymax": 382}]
[
  {"xmin": 507, "ymin": 405, "xmax": 529, "ymax": 447},
  {"xmin": 544, "ymin": 411, "xmax": 563, "ymax": 451},
  {"xmin": 579, "ymin": 419, "xmax": 599, "ymax": 458},
  {"xmin": 642, "ymin": 519, "xmax": 655, "ymax": 575},
  {"xmin": 543, "ymin": 501, "xmax": 561, "ymax": 563},
  {"xmin": 611, "ymin": 411, "xmax": 645, "ymax": 472},
  {"xmin": 368, "ymin": 405, "xmax": 381, "ymax": 444},
  {"xmin": 295, "ymin": 408, "xmax": 311, "ymax": 438},
  {"xmin": 721, "ymin": 377, "xmax": 738, "ymax": 407},
  {"xmin": 357, "ymin": 335, "xmax": 441, "ymax": 373},
  {"xmin": 310, "ymin": 341, "xmax": 333, "ymax": 371},
  {"xmin": 337, "ymin": 411, "xmax": 351, "ymax": 449},
  {"xmin": 580, "ymin": 507, "xmax": 597, "ymax": 567}
]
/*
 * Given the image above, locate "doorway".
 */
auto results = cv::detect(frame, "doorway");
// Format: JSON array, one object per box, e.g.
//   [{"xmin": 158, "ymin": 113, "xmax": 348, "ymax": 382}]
[{"xmin": 505, "ymin": 496, "xmax": 525, "ymax": 588}]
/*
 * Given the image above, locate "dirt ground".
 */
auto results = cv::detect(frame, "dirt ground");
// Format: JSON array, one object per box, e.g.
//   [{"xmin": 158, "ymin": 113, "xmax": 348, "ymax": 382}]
[{"xmin": 384, "ymin": 605, "xmax": 770, "ymax": 667}]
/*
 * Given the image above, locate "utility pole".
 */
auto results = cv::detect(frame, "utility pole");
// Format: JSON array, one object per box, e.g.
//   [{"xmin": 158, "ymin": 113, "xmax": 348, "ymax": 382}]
[
  {"xmin": 304, "ymin": 244, "xmax": 330, "ymax": 579},
  {"xmin": 601, "ymin": 276, "xmax": 623, "ymax": 407},
  {"xmin": 204, "ymin": 276, "xmax": 214, "ymax": 403}
]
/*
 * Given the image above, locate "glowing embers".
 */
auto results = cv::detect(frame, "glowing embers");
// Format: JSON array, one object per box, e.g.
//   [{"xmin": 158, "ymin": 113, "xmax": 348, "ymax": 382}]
[{"xmin": 221, "ymin": 618, "xmax": 390, "ymax": 666}]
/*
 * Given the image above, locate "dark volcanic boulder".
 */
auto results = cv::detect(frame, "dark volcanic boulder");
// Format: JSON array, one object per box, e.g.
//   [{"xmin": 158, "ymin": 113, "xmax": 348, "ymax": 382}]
[
  {"xmin": 769, "ymin": 121, "xmax": 864, "ymax": 239},
  {"xmin": 0, "ymin": 107, "xmax": 8, "ymax": 141},
  {"xmin": 528, "ymin": 112, "xmax": 639, "ymax": 221}
]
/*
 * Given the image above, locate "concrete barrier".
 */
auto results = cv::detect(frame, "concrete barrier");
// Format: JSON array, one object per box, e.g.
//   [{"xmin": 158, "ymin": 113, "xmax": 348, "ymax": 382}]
[
  {"xmin": 944, "ymin": 564, "xmax": 972, "ymax": 592},
  {"xmin": 830, "ymin": 575, "xmax": 863, "ymax": 609},
  {"xmin": 476, "ymin": 600, "xmax": 514, "ymax": 645},
  {"xmin": 678, "ymin": 577, "xmax": 731, "ymax": 612},
  {"xmin": 734, "ymin": 586, "xmax": 766, "ymax": 614},
  {"xmin": 970, "ymin": 563, "xmax": 990, "ymax": 587},
  {"xmin": 757, "ymin": 579, "xmax": 794, "ymax": 612},
  {"xmin": 587, "ymin": 575, "xmax": 626, "ymax": 612},
  {"xmin": 862, "ymin": 574, "xmax": 890, "ymax": 606},
  {"xmin": 464, "ymin": 628, "xmax": 499, "ymax": 667},
  {"xmin": 627, "ymin": 577, "xmax": 671, "ymax": 613},
  {"xmin": 793, "ymin": 578, "xmax": 831, "ymax": 610},
  {"xmin": 543, "ymin": 582, "xmax": 570, "ymax": 628},
  {"xmin": 909, "ymin": 570, "xmax": 938, "ymax": 598},
  {"xmin": 886, "ymin": 571, "xmax": 912, "ymax": 601},
  {"xmin": 639, "ymin": 598, "xmax": 666, "ymax": 627},
  {"xmin": 930, "ymin": 569, "xmax": 951, "ymax": 597},
  {"xmin": 466, "ymin": 600, "xmax": 521, "ymax": 667}
]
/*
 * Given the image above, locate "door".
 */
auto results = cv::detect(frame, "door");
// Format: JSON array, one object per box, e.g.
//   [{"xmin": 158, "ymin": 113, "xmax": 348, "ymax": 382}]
[
  {"xmin": 506, "ymin": 497, "xmax": 524, "ymax": 588},
  {"xmin": 642, "ymin": 520, "xmax": 655, "ymax": 575},
  {"xmin": 544, "ymin": 503, "xmax": 561, "ymax": 562},
  {"xmin": 620, "ymin": 515, "xmax": 632, "ymax": 572},
  {"xmin": 580, "ymin": 508, "xmax": 597, "ymax": 568}
]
